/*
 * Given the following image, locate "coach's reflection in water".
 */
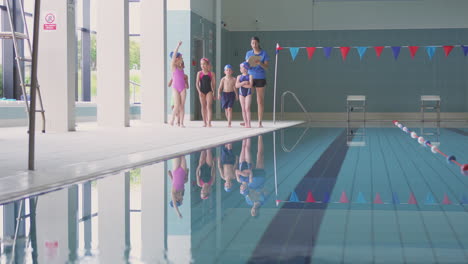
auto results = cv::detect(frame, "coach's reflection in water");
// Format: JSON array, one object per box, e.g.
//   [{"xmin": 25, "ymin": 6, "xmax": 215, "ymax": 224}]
[
  {"xmin": 168, "ymin": 155, "xmax": 189, "ymax": 218},
  {"xmin": 236, "ymin": 135, "xmax": 267, "ymax": 217}
]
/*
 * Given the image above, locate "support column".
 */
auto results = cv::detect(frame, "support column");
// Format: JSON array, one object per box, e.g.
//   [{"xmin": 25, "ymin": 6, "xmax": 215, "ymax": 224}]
[
  {"xmin": 141, "ymin": 163, "xmax": 167, "ymax": 263},
  {"xmin": 38, "ymin": 0, "xmax": 76, "ymax": 132},
  {"xmin": 36, "ymin": 189, "xmax": 69, "ymax": 264},
  {"xmin": 140, "ymin": 0, "xmax": 167, "ymax": 123},
  {"xmin": 98, "ymin": 172, "xmax": 130, "ymax": 263},
  {"xmin": 81, "ymin": 0, "xmax": 91, "ymax": 102},
  {"xmin": 215, "ymin": 0, "xmax": 222, "ymax": 120},
  {"xmin": 97, "ymin": 0, "xmax": 129, "ymax": 127}
]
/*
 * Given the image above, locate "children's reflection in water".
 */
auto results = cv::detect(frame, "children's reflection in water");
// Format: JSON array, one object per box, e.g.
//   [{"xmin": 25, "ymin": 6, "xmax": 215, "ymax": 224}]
[
  {"xmin": 168, "ymin": 155, "xmax": 189, "ymax": 218},
  {"xmin": 236, "ymin": 135, "xmax": 267, "ymax": 217},
  {"xmin": 197, "ymin": 149, "xmax": 216, "ymax": 200},
  {"xmin": 218, "ymin": 143, "xmax": 238, "ymax": 192}
]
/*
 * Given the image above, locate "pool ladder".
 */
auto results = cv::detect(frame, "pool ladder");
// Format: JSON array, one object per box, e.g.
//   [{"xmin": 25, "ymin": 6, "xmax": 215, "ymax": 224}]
[
  {"xmin": 280, "ymin": 91, "xmax": 312, "ymax": 122},
  {"xmin": 279, "ymin": 91, "xmax": 312, "ymax": 152}
]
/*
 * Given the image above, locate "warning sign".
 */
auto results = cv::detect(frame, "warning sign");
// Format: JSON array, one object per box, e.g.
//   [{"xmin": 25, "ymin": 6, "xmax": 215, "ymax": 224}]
[{"xmin": 43, "ymin": 12, "xmax": 57, "ymax": 30}]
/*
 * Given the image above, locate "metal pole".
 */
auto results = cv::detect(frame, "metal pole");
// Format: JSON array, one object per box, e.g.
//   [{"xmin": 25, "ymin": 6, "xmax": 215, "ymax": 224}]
[
  {"xmin": 28, "ymin": 0, "xmax": 41, "ymax": 170},
  {"xmin": 273, "ymin": 131, "xmax": 278, "ymax": 206},
  {"xmin": 273, "ymin": 44, "xmax": 279, "ymax": 124}
]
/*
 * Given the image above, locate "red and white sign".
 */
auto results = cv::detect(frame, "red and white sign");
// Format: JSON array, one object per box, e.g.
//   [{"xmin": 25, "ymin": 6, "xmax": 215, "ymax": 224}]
[
  {"xmin": 44, "ymin": 240, "xmax": 59, "ymax": 260},
  {"xmin": 43, "ymin": 12, "xmax": 57, "ymax": 30}
]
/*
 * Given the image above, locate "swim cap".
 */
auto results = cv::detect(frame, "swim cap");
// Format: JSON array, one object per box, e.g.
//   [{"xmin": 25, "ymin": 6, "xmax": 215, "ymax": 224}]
[
  {"xmin": 201, "ymin": 58, "xmax": 210, "ymax": 64},
  {"xmin": 240, "ymin": 62, "xmax": 250, "ymax": 70},
  {"xmin": 169, "ymin": 52, "xmax": 182, "ymax": 58},
  {"xmin": 224, "ymin": 64, "xmax": 233, "ymax": 70}
]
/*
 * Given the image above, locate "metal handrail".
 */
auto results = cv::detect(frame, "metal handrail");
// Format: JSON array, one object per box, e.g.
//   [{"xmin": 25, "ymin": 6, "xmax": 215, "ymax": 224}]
[
  {"xmin": 281, "ymin": 126, "xmax": 310, "ymax": 152},
  {"xmin": 280, "ymin": 91, "xmax": 312, "ymax": 121},
  {"xmin": 129, "ymin": 80, "xmax": 141, "ymax": 104}
]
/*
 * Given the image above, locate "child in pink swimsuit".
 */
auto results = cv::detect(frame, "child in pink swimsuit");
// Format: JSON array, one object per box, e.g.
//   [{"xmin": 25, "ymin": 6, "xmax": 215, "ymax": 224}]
[
  {"xmin": 170, "ymin": 41, "xmax": 187, "ymax": 128},
  {"xmin": 168, "ymin": 155, "xmax": 189, "ymax": 218}
]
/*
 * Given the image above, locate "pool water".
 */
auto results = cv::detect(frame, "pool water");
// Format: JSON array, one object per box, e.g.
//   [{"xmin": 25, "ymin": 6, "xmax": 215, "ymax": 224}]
[{"xmin": 1, "ymin": 124, "xmax": 468, "ymax": 263}]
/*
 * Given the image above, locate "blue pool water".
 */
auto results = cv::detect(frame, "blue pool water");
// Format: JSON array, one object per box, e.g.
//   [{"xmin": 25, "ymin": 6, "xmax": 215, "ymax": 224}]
[{"xmin": 1, "ymin": 124, "xmax": 468, "ymax": 263}]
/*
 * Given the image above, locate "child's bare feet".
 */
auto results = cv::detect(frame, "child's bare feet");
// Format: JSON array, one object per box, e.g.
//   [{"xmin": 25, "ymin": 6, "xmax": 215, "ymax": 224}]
[
  {"xmin": 203, "ymin": 123, "xmax": 207, "ymax": 127},
  {"xmin": 258, "ymin": 122, "xmax": 263, "ymax": 128},
  {"xmin": 180, "ymin": 124, "xmax": 185, "ymax": 128},
  {"xmin": 208, "ymin": 123, "xmax": 212, "ymax": 127},
  {"xmin": 240, "ymin": 122, "xmax": 245, "ymax": 126}
]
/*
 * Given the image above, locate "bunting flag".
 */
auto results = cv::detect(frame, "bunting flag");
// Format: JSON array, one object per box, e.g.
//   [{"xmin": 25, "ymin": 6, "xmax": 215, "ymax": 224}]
[
  {"xmin": 276, "ymin": 43, "xmax": 283, "ymax": 54},
  {"xmin": 374, "ymin": 46, "xmax": 384, "ymax": 58},
  {"xmin": 306, "ymin": 191, "xmax": 316, "ymax": 203},
  {"xmin": 425, "ymin": 193, "xmax": 436, "ymax": 204},
  {"xmin": 306, "ymin": 47, "xmax": 316, "ymax": 60},
  {"xmin": 442, "ymin": 194, "xmax": 452, "ymax": 205},
  {"xmin": 463, "ymin": 45, "xmax": 468, "ymax": 56},
  {"xmin": 357, "ymin": 47, "xmax": 368, "ymax": 60},
  {"xmin": 340, "ymin": 47, "xmax": 351, "ymax": 61},
  {"xmin": 374, "ymin": 193, "xmax": 383, "ymax": 204},
  {"xmin": 443, "ymin": 45, "xmax": 454, "ymax": 57},
  {"xmin": 323, "ymin": 47, "xmax": 333, "ymax": 58},
  {"xmin": 426, "ymin": 46, "xmax": 436, "ymax": 60},
  {"xmin": 289, "ymin": 191, "xmax": 299, "ymax": 202},
  {"xmin": 289, "ymin": 47, "xmax": 300, "ymax": 61},
  {"xmin": 408, "ymin": 192, "xmax": 417, "ymax": 204},
  {"xmin": 408, "ymin": 46, "xmax": 419, "ymax": 59},
  {"xmin": 391, "ymin": 46, "xmax": 401, "ymax": 60}
]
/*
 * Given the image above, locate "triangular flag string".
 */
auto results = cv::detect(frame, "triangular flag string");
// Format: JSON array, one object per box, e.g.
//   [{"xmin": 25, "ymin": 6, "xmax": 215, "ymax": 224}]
[
  {"xmin": 340, "ymin": 47, "xmax": 351, "ymax": 61},
  {"xmin": 426, "ymin": 46, "xmax": 436, "ymax": 60},
  {"xmin": 409, "ymin": 46, "xmax": 419, "ymax": 59},
  {"xmin": 306, "ymin": 47, "xmax": 316, "ymax": 60},
  {"xmin": 323, "ymin": 47, "xmax": 333, "ymax": 58},
  {"xmin": 275, "ymin": 44, "xmax": 468, "ymax": 60},
  {"xmin": 374, "ymin": 46, "xmax": 384, "ymax": 58},
  {"xmin": 289, "ymin": 47, "xmax": 300, "ymax": 61},
  {"xmin": 357, "ymin": 47, "xmax": 368, "ymax": 60},
  {"xmin": 392, "ymin": 46, "xmax": 401, "ymax": 60},
  {"xmin": 462, "ymin": 45, "xmax": 468, "ymax": 56},
  {"xmin": 443, "ymin": 45, "xmax": 454, "ymax": 57}
]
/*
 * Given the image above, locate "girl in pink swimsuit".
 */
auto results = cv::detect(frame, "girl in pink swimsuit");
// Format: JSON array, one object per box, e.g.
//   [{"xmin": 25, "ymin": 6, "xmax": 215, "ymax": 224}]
[
  {"xmin": 170, "ymin": 41, "xmax": 187, "ymax": 127},
  {"xmin": 168, "ymin": 155, "xmax": 189, "ymax": 218}
]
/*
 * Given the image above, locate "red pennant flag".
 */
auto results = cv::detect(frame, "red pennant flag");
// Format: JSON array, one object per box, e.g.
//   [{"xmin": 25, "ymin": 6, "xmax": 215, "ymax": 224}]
[
  {"xmin": 306, "ymin": 191, "xmax": 316, "ymax": 203},
  {"xmin": 339, "ymin": 191, "xmax": 349, "ymax": 203},
  {"xmin": 306, "ymin": 47, "xmax": 316, "ymax": 60},
  {"xmin": 374, "ymin": 46, "xmax": 384, "ymax": 58},
  {"xmin": 373, "ymin": 193, "xmax": 383, "ymax": 204},
  {"xmin": 409, "ymin": 46, "xmax": 419, "ymax": 59},
  {"xmin": 340, "ymin": 47, "xmax": 350, "ymax": 61},
  {"xmin": 442, "ymin": 194, "xmax": 452, "ymax": 205},
  {"xmin": 408, "ymin": 193, "xmax": 417, "ymax": 204},
  {"xmin": 443, "ymin": 46, "xmax": 454, "ymax": 57}
]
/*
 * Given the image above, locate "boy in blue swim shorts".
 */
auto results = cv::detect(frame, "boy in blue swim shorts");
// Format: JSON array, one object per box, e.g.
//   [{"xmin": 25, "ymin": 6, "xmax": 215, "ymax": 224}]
[{"xmin": 217, "ymin": 64, "xmax": 238, "ymax": 127}]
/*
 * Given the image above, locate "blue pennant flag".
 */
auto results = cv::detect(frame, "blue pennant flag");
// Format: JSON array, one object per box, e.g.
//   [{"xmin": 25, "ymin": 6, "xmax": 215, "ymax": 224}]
[
  {"xmin": 357, "ymin": 47, "xmax": 367, "ymax": 60},
  {"xmin": 426, "ymin": 46, "xmax": 436, "ymax": 60},
  {"xmin": 289, "ymin": 47, "xmax": 300, "ymax": 61},
  {"xmin": 461, "ymin": 195, "xmax": 468, "ymax": 204},
  {"xmin": 392, "ymin": 192, "xmax": 400, "ymax": 204},
  {"xmin": 323, "ymin": 192, "xmax": 331, "ymax": 203},
  {"xmin": 289, "ymin": 191, "xmax": 300, "ymax": 202},
  {"xmin": 323, "ymin": 47, "xmax": 333, "ymax": 58},
  {"xmin": 463, "ymin": 45, "xmax": 468, "ymax": 56},
  {"xmin": 425, "ymin": 193, "xmax": 436, "ymax": 204},
  {"xmin": 391, "ymin": 46, "xmax": 401, "ymax": 60},
  {"xmin": 356, "ymin": 192, "xmax": 367, "ymax": 204}
]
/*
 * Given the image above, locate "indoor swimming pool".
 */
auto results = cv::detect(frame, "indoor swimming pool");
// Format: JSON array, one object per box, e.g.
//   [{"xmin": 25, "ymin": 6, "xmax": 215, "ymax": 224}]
[{"xmin": 1, "ymin": 123, "xmax": 468, "ymax": 263}]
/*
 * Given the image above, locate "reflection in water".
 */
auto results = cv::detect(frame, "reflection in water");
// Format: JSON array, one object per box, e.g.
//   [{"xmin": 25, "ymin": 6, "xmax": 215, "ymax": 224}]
[{"xmin": 1, "ymin": 125, "xmax": 467, "ymax": 263}]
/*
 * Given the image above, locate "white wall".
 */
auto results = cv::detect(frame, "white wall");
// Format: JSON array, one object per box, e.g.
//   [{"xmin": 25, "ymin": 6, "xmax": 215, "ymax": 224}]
[
  {"xmin": 223, "ymin": 0, "xmax": 468, "ymax": 31},
  {"xmin": 168, "ymin": 0, "xmax": 190, "ymax": 11}
]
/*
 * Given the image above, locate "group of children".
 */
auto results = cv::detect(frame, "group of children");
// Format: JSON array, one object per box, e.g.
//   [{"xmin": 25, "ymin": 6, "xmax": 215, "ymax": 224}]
[{"xmin": 170, "ymin": 41, "xmax": 261, "ymax": 128}]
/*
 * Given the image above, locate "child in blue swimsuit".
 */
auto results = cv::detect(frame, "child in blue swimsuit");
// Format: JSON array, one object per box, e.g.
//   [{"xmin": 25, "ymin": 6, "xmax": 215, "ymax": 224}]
[{"xmin": 235, "ymin": 62, "xmax": 253, "ymax": 128}]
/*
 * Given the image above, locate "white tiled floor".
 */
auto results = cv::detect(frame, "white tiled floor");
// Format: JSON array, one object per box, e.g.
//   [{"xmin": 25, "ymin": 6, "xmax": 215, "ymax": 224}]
[{"xmin": 0, "ymin": 120, "xmax": 301, "ymax": 203}]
